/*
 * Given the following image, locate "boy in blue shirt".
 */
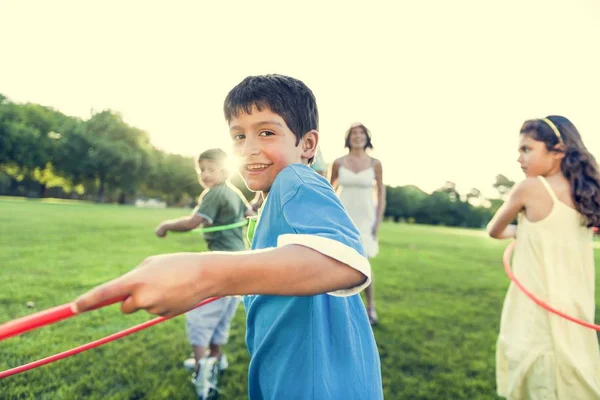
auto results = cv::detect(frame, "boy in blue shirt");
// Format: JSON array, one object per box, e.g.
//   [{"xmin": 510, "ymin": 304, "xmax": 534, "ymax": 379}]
[{"xmin": 75, "ymin": 74, "xmax": 383, "ymax": 399}]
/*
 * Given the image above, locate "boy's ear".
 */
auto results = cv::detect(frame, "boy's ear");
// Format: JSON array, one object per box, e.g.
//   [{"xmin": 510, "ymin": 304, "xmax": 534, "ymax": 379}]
[{"xmin": 301, "ymin": 130, "xmax": 319, "ymax": 161}]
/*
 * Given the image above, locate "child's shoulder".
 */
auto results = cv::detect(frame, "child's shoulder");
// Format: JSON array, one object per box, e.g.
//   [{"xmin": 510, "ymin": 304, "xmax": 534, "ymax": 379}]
[
  {"xmin": 513, "ymin": 176, "xmax": 549, "ymax": 197},
  {"xmin": 200, "ymin": 182, "xmax": 237, "ymax": 202},
  {"xmin": 224, "ymin": 180, "xmax": 246, "ymax": 197},
  {"xmin": 510, "ymin": 176, "xmax": 561, "ymax": 210},
  {"xmin": 198, "ymin": 187, "xmax": 211, "ymax": 201},
  {"xmin": 274, "ymin": 164, "xmax": 320, "ymax": 188},
  {"xmin": 273, "ymin": 164, "xmax": 332, "ymax": 203}
]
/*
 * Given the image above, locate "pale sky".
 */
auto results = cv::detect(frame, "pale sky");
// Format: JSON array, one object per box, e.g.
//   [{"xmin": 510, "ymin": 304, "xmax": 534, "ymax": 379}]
[{"xmin": 1, "ymin": 0, "xmax": 599, "ymax": 198}]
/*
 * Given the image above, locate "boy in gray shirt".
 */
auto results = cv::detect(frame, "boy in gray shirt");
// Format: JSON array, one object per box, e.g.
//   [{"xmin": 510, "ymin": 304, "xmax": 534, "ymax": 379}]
[{"xmin": 155, "ymin": 148, "xmax": 254, "ymax": 399}]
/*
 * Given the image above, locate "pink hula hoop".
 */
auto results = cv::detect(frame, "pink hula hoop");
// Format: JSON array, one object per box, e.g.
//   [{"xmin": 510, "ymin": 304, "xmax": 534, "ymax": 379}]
[
  {"xmin": 0, "ymin": 296, "xmax": 221, "ymax": 379},
  {"xmin": 503, "ymin": 240, "xmax": 599, "ymax": 331}
]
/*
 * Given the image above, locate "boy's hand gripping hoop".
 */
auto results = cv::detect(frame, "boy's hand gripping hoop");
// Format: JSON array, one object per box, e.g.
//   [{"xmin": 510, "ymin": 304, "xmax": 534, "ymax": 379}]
[{"xmin": 0, "ymin": 220, "xmax": 245, "ymax": 379}]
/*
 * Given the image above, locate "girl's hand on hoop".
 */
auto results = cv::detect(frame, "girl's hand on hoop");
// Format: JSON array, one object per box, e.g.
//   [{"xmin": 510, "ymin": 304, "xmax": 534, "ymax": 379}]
[{"xmin": 506, "ymin": 224, "xmax": 517, "ymax": 239}]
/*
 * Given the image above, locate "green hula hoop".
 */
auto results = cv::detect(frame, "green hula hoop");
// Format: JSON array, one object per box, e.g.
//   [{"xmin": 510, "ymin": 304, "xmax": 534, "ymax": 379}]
[{"xmin": 193, "ymin": 219, "xmax": 249, "ymax": 233}]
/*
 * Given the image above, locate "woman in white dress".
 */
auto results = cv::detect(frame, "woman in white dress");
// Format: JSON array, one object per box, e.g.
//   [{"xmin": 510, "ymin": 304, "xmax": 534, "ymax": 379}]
[{"xmin": 330, "ymin": 122, "xmax": 386, "ymax": 326}]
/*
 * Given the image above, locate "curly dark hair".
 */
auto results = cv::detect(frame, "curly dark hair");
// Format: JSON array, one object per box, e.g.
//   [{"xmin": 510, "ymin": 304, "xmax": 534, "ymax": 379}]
[{"xmin": 520, "ymin": 115, "xmax": 600, "ymax": 227}]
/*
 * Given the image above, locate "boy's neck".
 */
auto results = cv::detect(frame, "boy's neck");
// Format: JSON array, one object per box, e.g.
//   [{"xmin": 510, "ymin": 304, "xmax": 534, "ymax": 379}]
[{"xmin": 208, "ymin": 180, "xmax": 227, "ymax": 188}]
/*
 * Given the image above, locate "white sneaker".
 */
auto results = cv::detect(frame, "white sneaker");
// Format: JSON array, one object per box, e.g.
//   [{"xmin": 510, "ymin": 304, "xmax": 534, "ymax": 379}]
[
  {"xmin": 191, "ymin": 357, "xmax": 219, "ymax": 400},
  {"xmin": 183, "ymin": 357, "xmax": 196, "ymax": 371},
  {"xmin": 184, "ymin": 353, "xmax": 228, "ymax": 372},
  {"xmin": 218, "ymin": 353, "xmax": 228, "ymax": 371}
]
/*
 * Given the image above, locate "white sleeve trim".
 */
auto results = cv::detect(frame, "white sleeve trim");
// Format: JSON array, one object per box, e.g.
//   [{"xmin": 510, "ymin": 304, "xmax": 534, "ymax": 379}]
[
  {"xmin": 194, "ymin": 212, "xmax": 214, "ymax": 225},
  {"xmin": 276, "ymin": 234, "xmax": 371, "ymax": 297}
]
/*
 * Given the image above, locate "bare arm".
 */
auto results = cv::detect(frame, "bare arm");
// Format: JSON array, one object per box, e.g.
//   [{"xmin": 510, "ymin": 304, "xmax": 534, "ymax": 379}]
[
  {"xmin": 74, "ymin": 245, "xmax": 367, "ymax": 317},
  {"xmin": 156, "ymin": 213, "xmax": 208, "ymax": 237},
  {"xmin": 372, "ymin": 159, "xmax": 386, "ymax": 235},
  {"xmin": 486, "ymin": 179, "xmax": 532, "ymax": 239},
  {"xmin": 329, "ymin": 158, "xmax": 341, "ymax": 190}
]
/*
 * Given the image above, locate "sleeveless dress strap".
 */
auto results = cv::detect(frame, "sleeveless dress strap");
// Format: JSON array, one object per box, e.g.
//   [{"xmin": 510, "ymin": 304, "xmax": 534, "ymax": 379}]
[
  {"xmin": 340, "ymin": 155, "xmax": 349, "ymax": 170},
  {"xmin": 536, "ymin": 176, "xmax": 559, "ymax": 204}
]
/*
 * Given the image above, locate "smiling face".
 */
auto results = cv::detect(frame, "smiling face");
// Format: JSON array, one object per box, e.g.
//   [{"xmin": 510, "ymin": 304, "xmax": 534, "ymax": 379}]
[
  {"xmin": 196, "ymin": 159, "xmax": 227, "ymax": 188},
  {"xmin": 348, "ymin": 126, "xmax": 368, "ymax": 149},
  {"xmin": 344, "ymin": 122, "xmax": 372, "ymax": 150},
  {"xmin": 517, "ymin": 134, "xmax": 564, "ymax": 177},
  {"xmin": 229, "ymin": 106, "xmax": 316, "ymax": 194}
]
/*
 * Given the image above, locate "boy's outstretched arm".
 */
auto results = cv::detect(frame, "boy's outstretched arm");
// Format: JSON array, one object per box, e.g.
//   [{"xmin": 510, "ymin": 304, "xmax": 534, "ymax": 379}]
[
  {"xmin": 74, "ymin": 245, "xmax": 367, "ymax": 317},
  {"xmin": 155, "ymin": 214, "xmax": 208, "ymax": 237}
]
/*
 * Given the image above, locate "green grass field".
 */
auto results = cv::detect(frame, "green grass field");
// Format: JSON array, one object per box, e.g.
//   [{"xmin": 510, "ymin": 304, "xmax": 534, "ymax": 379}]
[{"xmin": 1, "ymin": 198, "xmax": 599, "ymax": 399}]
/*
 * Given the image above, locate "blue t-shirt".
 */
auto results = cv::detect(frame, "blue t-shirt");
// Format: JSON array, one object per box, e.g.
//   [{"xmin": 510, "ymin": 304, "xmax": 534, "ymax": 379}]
[{"xmin": 244, "ymin": 164, "xmax": 383, "ymax": 400}]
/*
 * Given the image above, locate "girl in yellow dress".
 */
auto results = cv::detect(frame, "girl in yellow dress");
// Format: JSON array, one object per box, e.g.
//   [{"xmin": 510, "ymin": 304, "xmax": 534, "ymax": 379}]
[{"xmin": 487, "ymin": 115, "xmax": 600, "ymax": 399}]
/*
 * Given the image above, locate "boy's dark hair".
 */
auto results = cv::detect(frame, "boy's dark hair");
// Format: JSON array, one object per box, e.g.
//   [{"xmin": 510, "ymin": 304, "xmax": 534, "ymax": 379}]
[
  {"xmin": 198, "ymin": 148, "xmax": 227, "ymax": 166},
  {"xmin": 224, "ymin": 74, "xmax": 319, "ymax": 162},
  {"xmin": 520, "ymin": 115, "xmax": 600, "ymax": 227},
  {"xmin": 344, "ymin": 122, "xmax": 373, "ymax": 150}
]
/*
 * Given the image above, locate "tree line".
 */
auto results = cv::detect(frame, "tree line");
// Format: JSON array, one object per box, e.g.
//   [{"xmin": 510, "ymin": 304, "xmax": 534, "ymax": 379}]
[
  {"xmin": 0, "ymin": 94, "xmax": 256, "ymax": 206},
  {"xmin": 384, "ymin": 176, "xmax": 514, "ymax": 228},
  {"xmin": 0, "ymin": 95, "xmax": 515, "ymax": 227}
]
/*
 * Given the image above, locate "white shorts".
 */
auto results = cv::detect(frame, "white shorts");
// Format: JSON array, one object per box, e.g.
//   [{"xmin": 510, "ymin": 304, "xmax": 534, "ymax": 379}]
[{"xmin": 185, "ymin": 296, "xmax": 241, "ymax": 347}]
